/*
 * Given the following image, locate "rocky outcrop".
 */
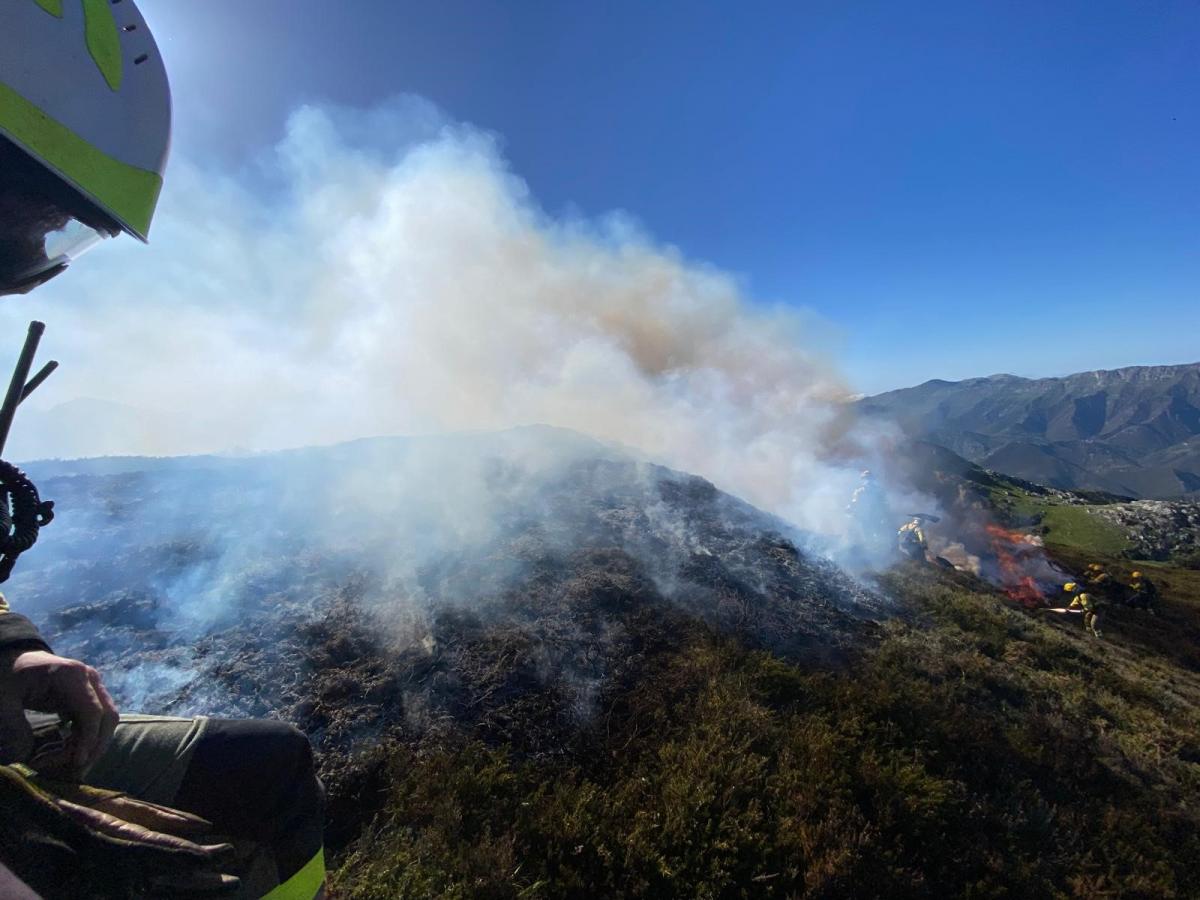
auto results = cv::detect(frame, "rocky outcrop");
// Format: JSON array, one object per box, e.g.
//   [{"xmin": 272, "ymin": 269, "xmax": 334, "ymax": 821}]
[{"xmin": 1090, "ymin": 500, "xmax": 1200, "ymax": 562}]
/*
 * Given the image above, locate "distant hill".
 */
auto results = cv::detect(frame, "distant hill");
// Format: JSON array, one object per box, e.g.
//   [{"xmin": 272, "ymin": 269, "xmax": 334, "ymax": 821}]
[
  {"xmin": 858, "ymin": 363, "xmax": 1200, "ymax": 499},
  {"xmin": 6, "ymin": 397, "xmax": 201, "ymax": 462}
]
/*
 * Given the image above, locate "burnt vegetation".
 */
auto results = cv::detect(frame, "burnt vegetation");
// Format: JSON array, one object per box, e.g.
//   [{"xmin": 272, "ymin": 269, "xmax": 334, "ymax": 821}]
[
  {"xmin": 326, "ymin": 558, "xmax": 1200, "ymax": 899},
  {"xmin": 8, "ymin": 431, "xmax": 1200, "ymax": 897}
]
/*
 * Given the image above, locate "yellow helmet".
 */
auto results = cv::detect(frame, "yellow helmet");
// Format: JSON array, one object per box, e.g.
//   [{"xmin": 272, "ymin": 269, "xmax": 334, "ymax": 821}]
[
  {"xmin": 1130, "ymin": 571, "xmax": 1142, "ymax": 580},
  {"xmin": 1063, "ymin": 582, "xmax": 1078, "ymax": 592},
  {"xmin": 1087, "ymin": 563, "xmax": 1102, "ymax": 571}
]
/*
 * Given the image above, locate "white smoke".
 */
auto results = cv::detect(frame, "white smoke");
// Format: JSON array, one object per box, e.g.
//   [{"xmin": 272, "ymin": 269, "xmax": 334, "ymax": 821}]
[{"xmin": 2, "ymin": 97, "xmax": 904, "ymax": 535}]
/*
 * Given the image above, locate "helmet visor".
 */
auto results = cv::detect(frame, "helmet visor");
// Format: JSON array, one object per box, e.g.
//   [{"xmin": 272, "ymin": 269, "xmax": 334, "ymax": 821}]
[{"xmin": 0, "ymin": 205, "xmax": 112, "ymax": 296}]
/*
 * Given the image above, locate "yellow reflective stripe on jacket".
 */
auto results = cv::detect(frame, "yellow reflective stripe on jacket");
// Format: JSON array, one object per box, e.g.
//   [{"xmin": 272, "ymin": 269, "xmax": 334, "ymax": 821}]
[{"xmin": 261, "ymin": 847, "xmax": 325, "ymax": 900}]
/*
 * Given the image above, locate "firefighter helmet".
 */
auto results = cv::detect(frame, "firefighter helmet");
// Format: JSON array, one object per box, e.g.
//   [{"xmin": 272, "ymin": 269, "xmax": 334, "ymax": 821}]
[{"xmin": 0, "ymin": 0, "xmax": 170, "ymax": 295}]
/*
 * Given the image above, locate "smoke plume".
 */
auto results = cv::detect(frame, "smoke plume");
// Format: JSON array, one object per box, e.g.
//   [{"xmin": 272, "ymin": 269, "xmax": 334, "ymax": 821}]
[{"xmin": 0, "ymin": 98, "xmax": 899, "ymax": 535}]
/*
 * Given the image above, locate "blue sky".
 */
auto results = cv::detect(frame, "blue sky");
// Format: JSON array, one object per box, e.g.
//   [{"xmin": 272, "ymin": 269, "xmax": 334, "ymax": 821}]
[{"xmin": 140, "ymin": 0, "xmax": 1199, "ymax": 394}]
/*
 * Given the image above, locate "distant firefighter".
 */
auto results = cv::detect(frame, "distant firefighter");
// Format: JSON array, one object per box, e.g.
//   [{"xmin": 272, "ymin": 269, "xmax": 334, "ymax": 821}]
[
  {"xmin": 1064, "ymin": 582, "xmax": 1102, "ymax": 638},
  {"xmin": 1083, "ymin": 562, "xmax": 1124, "ymax": 604},
  {"xmin": 897, "ymin": 517, "xmax": 929, "ymax": 562},
  {"xmin": 847, "ymin": 470, "xmax": 878, "ymax": 514},
  {"xmin": 1127, "ymin": 570, "xmax": 1159, "ymax": 613},
  {"xmin": 847, "ymin": 469, "xmax": 891, "ymax": 549}
]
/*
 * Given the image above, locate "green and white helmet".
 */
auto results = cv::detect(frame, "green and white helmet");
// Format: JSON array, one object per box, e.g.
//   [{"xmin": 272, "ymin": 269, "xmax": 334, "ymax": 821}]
[{"xmin": 0, "ymin": 0, "xmax": 171, "ymax": 295}]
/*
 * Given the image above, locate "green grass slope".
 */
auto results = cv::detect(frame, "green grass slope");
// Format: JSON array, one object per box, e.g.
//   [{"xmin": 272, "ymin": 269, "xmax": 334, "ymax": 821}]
[{"xmin": 330, "ymin": 550, "xmax": 1200, "ymax": 898}]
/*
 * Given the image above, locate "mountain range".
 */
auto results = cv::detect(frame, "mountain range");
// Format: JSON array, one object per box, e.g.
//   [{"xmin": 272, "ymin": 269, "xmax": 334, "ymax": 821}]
[{"xmin": 858, "ymin": 362, "xmax": 1200, "ymax": 499}]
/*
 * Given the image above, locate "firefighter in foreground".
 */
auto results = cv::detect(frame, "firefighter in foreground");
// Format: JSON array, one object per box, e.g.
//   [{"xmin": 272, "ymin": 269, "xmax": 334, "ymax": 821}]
[
  {"xmin": 1063, "ymin": 582, "xmax": 1102, "ymax": 638},
  {"xmin": 0, "ymin": 3, "xmax": 324, "ymax": 897}
]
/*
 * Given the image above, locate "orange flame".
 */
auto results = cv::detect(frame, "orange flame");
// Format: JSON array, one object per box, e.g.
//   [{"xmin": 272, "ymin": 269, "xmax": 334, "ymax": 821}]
[{"xmin": 985, "ymin": 524, "xmax": 1046, "ymax": 608}]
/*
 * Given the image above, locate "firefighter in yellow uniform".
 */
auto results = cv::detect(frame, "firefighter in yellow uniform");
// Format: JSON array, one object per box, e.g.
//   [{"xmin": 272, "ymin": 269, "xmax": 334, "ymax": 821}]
[
  {"xmin": 1128, "ymin": 570, "xmax": 1159, "ymax": 614},
  {"xmin": 1064, "ymin": 583, "xmax": 1101, "ymax": 638},
  {"xmin": 1085, "ymin": 562, "xmax": 1113, "ymax": 593},
  {"xmin": 897, "ymin": 518, "xmax": 928, "ymax": 562}
]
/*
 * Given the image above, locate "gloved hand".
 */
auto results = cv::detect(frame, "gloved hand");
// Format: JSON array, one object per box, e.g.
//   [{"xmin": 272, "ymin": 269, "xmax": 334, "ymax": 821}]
[
  {"xmin": 0, "ymin": 648, "xmax": 120, "ymax": 774},
  {"xmin": 0, "ymin": 764, "xmax": 242, "ymax": 899}
]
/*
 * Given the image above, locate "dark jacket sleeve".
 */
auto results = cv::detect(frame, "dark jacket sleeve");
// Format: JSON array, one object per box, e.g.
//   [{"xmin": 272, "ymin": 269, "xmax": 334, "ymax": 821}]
[{"xmin": 0, "ymin": 594, "xmax": 50, "ymax": 654}]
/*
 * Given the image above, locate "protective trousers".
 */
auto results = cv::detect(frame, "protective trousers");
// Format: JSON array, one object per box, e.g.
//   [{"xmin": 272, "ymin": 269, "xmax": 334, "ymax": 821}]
[{"xmin": 32, "ymin": 714, "xmax": 326, "ymax": 899}]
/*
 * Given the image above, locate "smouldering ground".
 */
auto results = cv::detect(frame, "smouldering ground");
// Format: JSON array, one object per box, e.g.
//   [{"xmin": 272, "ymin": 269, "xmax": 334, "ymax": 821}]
[{"xmin": 329, "ymin": 542, "xmax": 1200, "ymax": 899}]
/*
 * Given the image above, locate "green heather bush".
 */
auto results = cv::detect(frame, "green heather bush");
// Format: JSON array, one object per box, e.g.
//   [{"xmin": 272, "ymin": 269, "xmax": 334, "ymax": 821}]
[{"xmin": 332, "ymin": 566, "xmax": 1200, "ymax": 898}]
